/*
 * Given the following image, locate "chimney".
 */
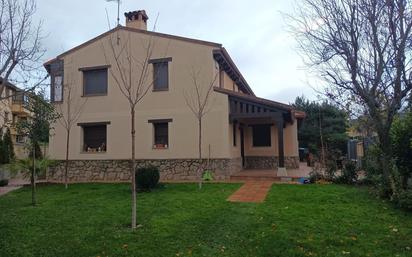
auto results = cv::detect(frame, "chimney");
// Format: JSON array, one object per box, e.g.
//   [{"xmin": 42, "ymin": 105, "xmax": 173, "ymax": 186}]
[{"xmin": 124, "ymin": 10, "xmax": 148, "ymax": 30}]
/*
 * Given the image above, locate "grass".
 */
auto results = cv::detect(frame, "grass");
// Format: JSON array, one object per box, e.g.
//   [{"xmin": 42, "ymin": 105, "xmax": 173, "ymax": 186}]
[{"xmin": 0, "ymin": 183, "xmax": 411, "ymax": 257}]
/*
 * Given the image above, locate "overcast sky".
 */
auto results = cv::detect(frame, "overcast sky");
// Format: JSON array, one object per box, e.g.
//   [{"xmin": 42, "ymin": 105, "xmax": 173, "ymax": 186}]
[{"xmin": 36, "ymin": 0, "xmax": 320, "ymax": 104}]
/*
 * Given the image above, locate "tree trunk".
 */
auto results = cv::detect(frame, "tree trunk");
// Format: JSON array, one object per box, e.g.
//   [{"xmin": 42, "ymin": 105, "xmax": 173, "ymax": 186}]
[
  {"xmin": 31, "ymin": 146, "xmax": 36, "ymax": 206},
  {"xmin": 64, "ymin": 129, "xmax": 70, "ymax": 189},
  {"xmin": 198, "ymin": 118, "xmax": 202, "ymax": 190},
  {"xmin": 131, "ymin": 108, "xmax": 137, "ymax": 229}
]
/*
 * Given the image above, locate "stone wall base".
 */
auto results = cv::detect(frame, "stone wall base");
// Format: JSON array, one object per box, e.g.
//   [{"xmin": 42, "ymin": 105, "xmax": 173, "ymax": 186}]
[
  {"xmin": 244, "ymin": 156, "xmax": 300, "ymax": 169},
  {"xmin": 47, "ymin": 158, "xmax": 242, "ymax": 182}
]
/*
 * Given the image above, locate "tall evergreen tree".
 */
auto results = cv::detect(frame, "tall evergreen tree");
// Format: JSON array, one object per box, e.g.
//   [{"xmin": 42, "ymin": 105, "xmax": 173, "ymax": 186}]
[{"xmin": 293, "ymin": 96, "xmax": 348, "ymax": 157}]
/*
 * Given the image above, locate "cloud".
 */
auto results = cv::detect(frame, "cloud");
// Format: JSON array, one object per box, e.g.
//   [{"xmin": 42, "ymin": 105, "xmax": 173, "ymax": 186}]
[{"xmin": 36, "ymin": 0, "xmax": 319, "ymax": 102}]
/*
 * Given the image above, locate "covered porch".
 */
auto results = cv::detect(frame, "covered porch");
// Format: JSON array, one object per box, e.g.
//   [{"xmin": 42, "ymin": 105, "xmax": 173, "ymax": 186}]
[{"xmin": 215, "ymin": 88, "xmax": 304, "ymax": 176}]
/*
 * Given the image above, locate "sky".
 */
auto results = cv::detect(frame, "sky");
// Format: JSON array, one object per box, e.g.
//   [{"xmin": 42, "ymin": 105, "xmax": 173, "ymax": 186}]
[{"xmin": 36, "ymin": 0, "xmax": 320, "ymax": 104}]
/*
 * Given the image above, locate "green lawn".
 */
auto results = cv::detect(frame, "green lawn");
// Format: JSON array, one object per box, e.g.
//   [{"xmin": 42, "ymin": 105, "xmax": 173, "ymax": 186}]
[{"xmin": 0, "ymin": 183, "xmax": 411, "ymax": 257}]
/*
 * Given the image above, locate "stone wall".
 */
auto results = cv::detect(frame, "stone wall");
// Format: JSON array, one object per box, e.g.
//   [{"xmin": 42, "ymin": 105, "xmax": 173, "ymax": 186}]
[
  {"xmin": 47, "ymin": 158, "xmax": 242, "ymax": 182},
  {"xmin": 244, "ymin": 156, "xmax": 300, "ymax": 169}
]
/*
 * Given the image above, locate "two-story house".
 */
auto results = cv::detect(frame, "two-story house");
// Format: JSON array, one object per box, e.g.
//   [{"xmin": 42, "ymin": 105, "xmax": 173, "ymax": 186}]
[{"xmin": 45, "ymin": 10, "xmax": 305, "ymax": 182}]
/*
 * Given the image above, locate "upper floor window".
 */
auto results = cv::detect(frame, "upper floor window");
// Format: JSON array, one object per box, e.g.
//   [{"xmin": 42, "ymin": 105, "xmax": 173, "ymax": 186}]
[
  {"xmin": 80, "ymin": 66, "xmax": 109, "ymax": 96},
  {"xmin": 53, "ymin": 75, "xmax": 63, "ymax": 102},
  {"xmin": 252, "ymin": 124, "xmax": 271, "ymax": 147},
  {"xmin": 150, "ymin": 57, "xmax": 172, "ymax": 91}
]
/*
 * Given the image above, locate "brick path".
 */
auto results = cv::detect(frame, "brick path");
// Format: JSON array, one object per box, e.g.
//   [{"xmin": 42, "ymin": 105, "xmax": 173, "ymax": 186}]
[{"xmin": 227, "ymin": 181, "xmax": 273, "ymax": 203}]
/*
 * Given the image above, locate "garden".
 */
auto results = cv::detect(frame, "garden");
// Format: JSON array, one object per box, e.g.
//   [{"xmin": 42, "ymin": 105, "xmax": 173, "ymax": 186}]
[{"xmin": 1, "ymin": 183, "xmax": 411, "ymax": 257}]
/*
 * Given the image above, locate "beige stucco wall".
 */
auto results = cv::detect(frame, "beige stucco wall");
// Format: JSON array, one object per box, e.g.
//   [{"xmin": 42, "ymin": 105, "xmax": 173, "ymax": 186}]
[
  {"xmin": 242, "ymin": 120, "xmax": 298, "ymax": 157},
  {"xmin": 228, "ymin": 118, "xmax": 299, "ymax": 159},
  {"xmin": 0, "ymin": 87, "xmax": 12, "ymax": 129},
  {"xmin": 49, "ymin": 29, "xmax": 232, "ymax": 160}
]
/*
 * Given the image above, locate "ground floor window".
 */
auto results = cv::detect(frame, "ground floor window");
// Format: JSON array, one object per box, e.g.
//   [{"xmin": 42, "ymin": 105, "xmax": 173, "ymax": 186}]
[
  {"xmin": 153, "ymin": 122, "xmax": 168, "ymax": 148},
  {"xmin": 252, "ymin": 124, "xmax": 271, "ymax": 147},
  {"xmin": 81, "ymin": 123, "xmax": 108, "ymax": 152}
]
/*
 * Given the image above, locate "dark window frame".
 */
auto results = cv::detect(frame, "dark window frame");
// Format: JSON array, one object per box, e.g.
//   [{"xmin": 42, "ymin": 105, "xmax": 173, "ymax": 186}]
[
  {"xmin": 80, "ymin": 65, "xmax": 110, "ymax": 97},
  {"xmin": 148, "ymin": 118, "xmax": 172, "ymax": 149},
  {"xmin": 252, "ymin": 124, "xmax": 272, "ymax": 147},
  {"xmin": 78, "ymin": 121, "xmax": 110, "ymax": 153},
  {"xmin": 153, "ymin": 123, "xmax": 169, "ymax": 148},
  {"xmin": 150, "ymin": 57, "xmax": 172, "ymax": 92}
]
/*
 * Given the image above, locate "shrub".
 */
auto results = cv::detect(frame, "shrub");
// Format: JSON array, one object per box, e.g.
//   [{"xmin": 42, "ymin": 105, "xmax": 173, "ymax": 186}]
[
  {"xmin": 202, "ymin": 170, "xmax": 214, "ymax": 181},
  {"xmin": 308, "ymin": 163, "xmax": 325, "ymax": 183},
  {"xmin": 396, "ymin": 190, "xmax": 412, "ymax": 211},
  {"xmin": 391, "ymin": 112, "xmax": 412, "ymax": 188},
  {"xmin": 135, "ymin": 165, "xmax": 160, "ymax": 191},
  {"xmin": 325, "ymin": 159, "xmax": 338, "ymax": 181},
  {"xmin": 335, "ymin": 161, "xmax": 358, "ymax": 184},
  {"xmin": 0, "ymin": 179, "xmax": 8, "ymax": 187}
]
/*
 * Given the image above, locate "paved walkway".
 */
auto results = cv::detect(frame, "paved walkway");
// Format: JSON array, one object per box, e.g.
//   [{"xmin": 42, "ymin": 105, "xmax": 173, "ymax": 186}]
[
  {"xmin": 227, "ymin": 181, "xmax": 273, "ymax": 203},
  {"xmin": 0, "ymin": 178, "xmax": 33, "ymax": 197}
]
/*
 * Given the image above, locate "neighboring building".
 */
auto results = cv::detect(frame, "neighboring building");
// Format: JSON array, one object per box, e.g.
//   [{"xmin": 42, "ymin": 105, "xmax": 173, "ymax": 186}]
[
  {"xmin": 44, "ymin": 10, "xmax": 305, "ymax": 181},
  {"xmin": 0, "ymin": 79, "xmax": 30, "ymax": 158},
  {"xmin": 347, "ymin": 117, "xmax": 376, "ymax": 165}
]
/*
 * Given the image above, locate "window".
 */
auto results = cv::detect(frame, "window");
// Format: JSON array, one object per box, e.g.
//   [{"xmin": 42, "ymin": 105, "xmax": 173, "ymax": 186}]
[
  {"xmin": 82, "ymin": 68, "xmax": 108, "ymax": 96},
  {"xmin": 16, "ymin": 135, "xmax": 26, "ymax": 144},
  {"xmin": 153, "ymin": 122, "xmax": 168, "ymax": 148},
  {"xmin": 252, "ymin": 124, "xmax": 271, "ymax": 147},
  {"xmin": 150, "ymin": 58, "xmax": 171, "ymax": 91},
  {"xmin": 53, "ymin": 75, "xmax": 63, "ymax": 102},
  {"xmin": 153, "ymin": 62, "xmax": 169, "ymax": 91},
  {"xmin": 82, "ymin": 124, "xmax": 108, "ymax": 152}
]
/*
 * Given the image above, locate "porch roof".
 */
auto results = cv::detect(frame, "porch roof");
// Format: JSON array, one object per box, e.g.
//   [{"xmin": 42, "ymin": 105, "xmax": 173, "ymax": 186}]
[{"xmin": 214, "ymin": 87, "xmax": 305, "ymax": 123}]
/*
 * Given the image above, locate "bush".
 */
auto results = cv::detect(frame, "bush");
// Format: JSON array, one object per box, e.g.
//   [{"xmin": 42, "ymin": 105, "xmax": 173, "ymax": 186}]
[
  {"xmin": 308, "ymin": 163, "xmax": 325, "ymax": 183},
  {"xmin": 135, "ymin": 166, "xmax": 160, "ymax": 191},
  {"xmin": 391, "ymin": 112, "xmax": 412, "ymax": 188},
  {"xmin": 0, "ymin": 179, "xmax": 9, "ymax": 187},
  {"xmin": 396, "ymin": 190, "xmax": 412, "ymax": 211},
  {"xmin": 325, "ymin": 159, "xmax": 338, "ymax": 181},
  {"xmin": 202, "ymin": 170, "xmax": 214, "ymax": 181},
  {"xmin": 334, "ymin": 161, "xmax": 358, "ymax": 184}
]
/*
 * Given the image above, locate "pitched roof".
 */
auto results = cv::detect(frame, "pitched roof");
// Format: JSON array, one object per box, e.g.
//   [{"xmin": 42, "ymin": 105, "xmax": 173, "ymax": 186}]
[
  {"xmin": 0, "ymin": 77, "xmax": 21, "ymax": 92},
  {"xmin": 44, "ymin": 25, "xmax": 222, "ymax": 66}
]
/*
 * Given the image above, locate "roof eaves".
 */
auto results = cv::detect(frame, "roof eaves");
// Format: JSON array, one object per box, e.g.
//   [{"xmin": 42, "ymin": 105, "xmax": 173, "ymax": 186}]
[
  {"xmin": 213, "ymin": 48, "xmax": 255, "ymax": 96},
  {"xmin": 214, "ymin": 87, "xmax": 293, "ymax": 111}
]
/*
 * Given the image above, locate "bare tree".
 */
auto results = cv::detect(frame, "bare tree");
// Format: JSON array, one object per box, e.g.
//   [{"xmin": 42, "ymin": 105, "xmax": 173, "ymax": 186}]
[
  {"xmin": 184, "ymin": 68, "xmax": 218, "ymax": 190},
  {"xmin": 102, "ymin": 29, "xmax": 166, "ymax": 229},
  {"xmin": 290, "ymin": 0, "xmax": 412, "ymax": 197},
  {"xmin": 0, "ymin": 0, "xmax": 45, "ymax": 100},
  {"xmin": 57, "ymin": 62, "xmax": 87, "ymax": 189}
]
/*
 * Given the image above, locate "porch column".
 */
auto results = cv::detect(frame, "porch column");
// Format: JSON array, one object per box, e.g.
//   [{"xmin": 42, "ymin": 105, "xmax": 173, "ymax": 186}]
[{"xmin": 277, "ymin": 118, "xmax": 285, "ymax": 168}]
